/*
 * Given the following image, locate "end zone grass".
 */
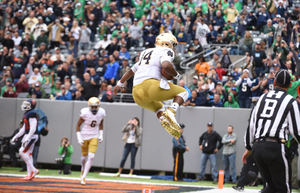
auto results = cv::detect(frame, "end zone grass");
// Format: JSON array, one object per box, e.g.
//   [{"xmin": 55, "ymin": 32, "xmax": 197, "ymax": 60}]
[{"xmin": 0, "ymin": 167, "xmax": 299, "ymax": 192}]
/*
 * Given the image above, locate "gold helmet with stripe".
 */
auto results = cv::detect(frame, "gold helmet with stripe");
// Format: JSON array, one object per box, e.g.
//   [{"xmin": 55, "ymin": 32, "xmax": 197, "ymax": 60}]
[
  {"xmin": 155, "ymin": 33, "xmax": 178, "ymax": 50},
  {"xmin": 88, "ymin": 97, "xmax": 100, "ymax": 115}
]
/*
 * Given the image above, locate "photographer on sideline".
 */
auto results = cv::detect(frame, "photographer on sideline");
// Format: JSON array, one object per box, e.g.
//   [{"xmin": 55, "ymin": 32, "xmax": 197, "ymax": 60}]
[{"xmin": 58, "ymin": 137, "xmax": 73, "ymax": 174}]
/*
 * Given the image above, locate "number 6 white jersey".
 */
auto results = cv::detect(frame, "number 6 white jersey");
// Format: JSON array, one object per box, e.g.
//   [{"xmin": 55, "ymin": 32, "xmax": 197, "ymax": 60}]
[
  {"xmin": 131, "ymin": 46, "xmax": 175, "ymax": 86},
  {"xmin": 80, "ymin": 107, "xmax": 106, "ymax": 140}
]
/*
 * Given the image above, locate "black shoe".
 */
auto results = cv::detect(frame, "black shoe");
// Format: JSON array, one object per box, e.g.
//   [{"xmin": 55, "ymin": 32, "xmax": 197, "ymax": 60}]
[
  {"xmin": 197, "ymin": 177, "xmax": 204, "ymax": 181},
  {"xmin": 212, "ymin": 179, "xmax": 218, "ymax": 184},
  {"xmin": 232, "ymin": 186, "xmax": 244, "ymax": 191}
]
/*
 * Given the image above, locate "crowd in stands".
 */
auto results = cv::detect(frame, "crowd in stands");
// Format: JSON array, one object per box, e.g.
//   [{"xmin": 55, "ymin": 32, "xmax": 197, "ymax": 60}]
[{"xmin": 0, "ymin": 0, "xmax": 300, "ymax": 108}]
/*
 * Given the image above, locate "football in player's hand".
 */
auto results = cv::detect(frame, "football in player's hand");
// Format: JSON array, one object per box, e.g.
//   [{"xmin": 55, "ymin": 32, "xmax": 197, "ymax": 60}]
[{"xmin": 162, "ymin": 68, "xmax": 174, "ymax": 80}]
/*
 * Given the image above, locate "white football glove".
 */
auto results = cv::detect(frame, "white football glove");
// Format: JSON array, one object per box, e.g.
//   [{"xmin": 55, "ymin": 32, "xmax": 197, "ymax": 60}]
[
  {"xmin": 10, "ymin": 137, "xmax": 16, "ymax": 145},
  {"xmin": 76, "ymin": 132, "xmax": 84, "ymax": 146},
  {"xmin": 98, "ymin": 130, "xmax": 103, "ymax": 143},
  {"xmin": 173, "ymin": 72, "xmax": 181, "ymax": 80},
  {"xmin": 22, "ymin": 140, "xmax": 28, "ymax": 148}
]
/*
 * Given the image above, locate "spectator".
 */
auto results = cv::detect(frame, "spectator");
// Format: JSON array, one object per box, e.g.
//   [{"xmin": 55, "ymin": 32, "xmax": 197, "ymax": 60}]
[
  {"xmin": 250, "ymin": 42, "xmax": 267, "ymax": 76},
  {"xmin": 89, "ymin": 67, "xmax": 100, "ymax": 85},
  {"xmin": 235, "ymin": 69, "xmax": 252, "ymax": 108},
  {"xmin": 102, "ymin": 90, "xmax": 114, "ymax": 103},
  {"xmin": 213, "ymin": 10, "xmax": 226, "ymax": 34},
  {"xmin": 20, "ymin": 32, "xmax": 34, "ymax": 53},
  {"xmin": 196, "ymin": 18, "xmax": 210, "ymax": 46},
  {"xmin": 103, "ymin": 55, "xmax": 119, "ymax": 85},
  {"xmin": 56, "ymin": 84, "xmax": 72, "ymax": 100},
  {"xmin": 224, "ymin": 93, "xmax": 240, "ymax": 108},
  {"xmin": 222, "ymin": 125, "xmax": 237, "ymax": 183},
  {"xmin": 81, "ymin": 73, "xmax": 99, "ymax": 100},
  {"xmin": 58, "ymin": 137, "xmax": 73, "ymax": 175},
  {"xmin": 273, "ymin": 0, "xmax": 287, "ymax": 18},
  {"xmin": 95, "ymin": 58, "xmax": 107, "ymax": 79},
  {"xmin": 179, "ymin": 80, "xmax": 191, "ymax": 98},
  {"xmin": 48, "ymin": 19, "xmax": 65, "ymax": 49},
  {"xmin": 119, "ymin": 45, "xmax": 130, "ymax": 61},
  {"xmin": 172, "ymin": 123, "xmax": 188, "ymax": 181},
  {"xmin": 28, "ymin": 66, "xmax": 42, "ymax": 85},
  {"xmin": 2, "ymin": 31, "xmax": 14, "ymax": 50},
  {"xmin": 195, "ymin": 55, "xmax": 210, "ymax": 75},
  {"xmin": 0, "ymin": 77, "xmax": 16, "ymax": 97},
  {"xmin": 66, "ymin": 36, "xmax": 78, "ymax": 58},
  {"xmin": 220, "ymin": 48, "xmax": 232, "ymax": 69},
  {"xmin": 215, "ymin": 62, "xmax": 227, "ymax": 81},
  {"xmin": 273, "ymin": 40, "xmax": 289, "ymax": 63},
  {"xmin": 10, "ymin": 51, "xmax": 29, "ymax": 82},
  {"xmin": 31, "ymin": 16, "xmax": 48, "ymax": 41},
  {"xmin": 14, "ymin": 74, "xmax": 29, "ymax": 94},
  {"xmin": 2, "ymin": 83, "xmax": 17, "ymax": 98},
  {"xmin": 50, "ymin": 47, "xmax": 66, "ymax": 62},
  {"xmin": 235, "ymin": 12, "xmax": 247, "ymax": 38},
  {"xmin": 189, "ymin": 76, "xmax": 198, "ymax": 91},
  {"xmin": 208, "ymin": 93, "xmax": 224, "ymax": 107},
  {"xmin": 251, "ymin": 73, "xmax": 264, "ymax": 103},
  {"xmin": 94, "ymin": 34, "xmax": 111, "ymax": 50},
  {"xmin": 188, "ymin": 39, "xmax": 203, "ymax": 54},
  {"xmin": 256, "ymin": 5, "xmax": 270, "ymax": 31},
  {"xmin": 116, "ymin": 118, "xmax": 142, "ymax": 177},
  {"xmin": 57, "ymin": 63, "xmax": 71, "ymax": 83},
  {"xmin": 246, "ymin": 10, "xmax": 257, "ymax": 30},
  {"xmin": 224, "ymin": 4, "xmax": 238, "ymax": 30},
  {"xmin": 79, "ymin": 22, "xmax": 91, "ymax": 51},
  {"xmin": 242, "ymin": 32, "xmax": 253, "ymax": 53},
  {"xmin": 12, "ymin": 31, "xmax": 22, "ymax": 48},
  {"xmin": 176, "ymin": 25, "xmax": 187, "ymax": 55},
  {"xmin": 22, "ymin": 11, "xmax": 38, "ymax": 32},
  {"xmin": 183, "ymin": 90, "xmax": 202, "ymax": 107},
  {"xmin": 261, "ymin": 19, "xmax": 275, "ymax": 47},
  {"xmin": 27, "ymin": 83, "xmax": 46, "ymax": 99},
  {"xmin": 197, "ymin": 122, "xmax": 223, "ymax": 183},
  {"xmin": 35, "ymin": 30, "xmax": 49, "ymax": 49},
  {"xmin": 129, "ymin": 18, "xmax": 143, "ymax": 48},
  {"xmin": 45, "ymin": 7, "xmax": 56, "ymax": 25}
]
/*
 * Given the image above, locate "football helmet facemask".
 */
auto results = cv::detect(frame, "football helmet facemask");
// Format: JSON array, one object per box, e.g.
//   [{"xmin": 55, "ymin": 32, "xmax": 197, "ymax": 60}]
[
  {"xmin": 21, "ymin": 99, "xmax": 36, "ymax": 111},
  {"xmin": 155, "ymin": 33, "xmax": 178, "ymax": 50},
  {"xmin": 88, "ymin": 97, "xmax": 100, "ymax": 115}
]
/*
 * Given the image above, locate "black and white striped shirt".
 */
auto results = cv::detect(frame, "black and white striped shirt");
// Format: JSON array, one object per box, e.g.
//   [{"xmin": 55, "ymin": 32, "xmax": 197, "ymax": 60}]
[{"xmin": 245, "ymin": 88, "xmax": 300, "ymax": 150}]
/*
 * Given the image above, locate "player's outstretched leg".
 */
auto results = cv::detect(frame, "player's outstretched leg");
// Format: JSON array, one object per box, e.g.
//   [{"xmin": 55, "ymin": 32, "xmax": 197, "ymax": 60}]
[
  {"xmin": 162, "ymin": 93, "xmax": 187, "ymax": 137},
  {"xmin": 81, "ymin": 152, "xmax": 95, "ymax": 185}
]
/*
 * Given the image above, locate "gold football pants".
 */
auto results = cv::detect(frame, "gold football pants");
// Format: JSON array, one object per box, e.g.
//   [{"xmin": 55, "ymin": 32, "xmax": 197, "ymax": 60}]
[
  {"xmin": 132, "ymin": 79, "xmax": 186, "ymax": 112},
  {"xmin": 81, "ymin": 138, "xmax": 98, "ymax": 156}
]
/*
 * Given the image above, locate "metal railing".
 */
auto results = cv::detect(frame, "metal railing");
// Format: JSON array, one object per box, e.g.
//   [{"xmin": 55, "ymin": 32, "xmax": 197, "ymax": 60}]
[
  {"xmin": 114, "ymin": 93, "xmax": 135, "ymax": 103},
  {"xmin": 228, "ymin": 55, "xmax": 247, "ymax": 74}
]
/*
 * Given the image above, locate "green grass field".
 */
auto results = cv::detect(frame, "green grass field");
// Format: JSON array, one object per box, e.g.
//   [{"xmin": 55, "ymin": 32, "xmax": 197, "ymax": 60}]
[{"xmin": 1, "ymin": 166, "xmax": 299, "ymax": 192}]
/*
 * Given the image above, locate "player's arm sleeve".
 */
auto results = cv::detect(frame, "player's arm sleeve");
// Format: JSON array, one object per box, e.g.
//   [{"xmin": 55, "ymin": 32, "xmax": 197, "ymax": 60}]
[
  {"xmin": 23, "ymin": 117, "xmax": 37, "ymax": 142},
  {"xmin": 287, "ymin": 101, "xmax": 300, "ymax": 144},
  {"xmin": 130, "ymin": 62, "xmax": 139, "ymax": 73},
  {"xmin": 160, "ymin": 48, "xmax": 175, "ymax": 64},
  {"xmin": 13, "ymin": 124, "xmax": 25, "ymax": 139},
  {"xmin": 80, "ymin": 109, "xmax": 85, "ymax": 119}
]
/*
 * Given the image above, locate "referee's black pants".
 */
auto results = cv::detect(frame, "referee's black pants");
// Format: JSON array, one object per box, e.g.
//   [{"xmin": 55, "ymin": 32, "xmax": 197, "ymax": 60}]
[
  {"xmin": 252, "ymin": 141, "xmax": 291, "ymax": 193},
  {"xmin": 173, "ymin": 151, "xmax": 184, "ymax": 181}
]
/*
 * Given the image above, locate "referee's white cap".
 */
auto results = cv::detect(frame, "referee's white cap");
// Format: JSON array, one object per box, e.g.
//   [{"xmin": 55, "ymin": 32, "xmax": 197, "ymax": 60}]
[{"xmin": 275, "ymin": 70, "xmax": 291, "ymax": 88}]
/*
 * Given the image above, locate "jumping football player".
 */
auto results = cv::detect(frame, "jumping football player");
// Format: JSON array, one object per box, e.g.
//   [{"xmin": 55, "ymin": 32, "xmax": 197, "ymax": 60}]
[
  {"xmin": 113, "ymin": 33, "xmax": 189, "ymax": 138},
  {"xmin": 76, "ymin": 97, "xmax": 106, "ymax": 185},
  {"xmin": 11, "ymin": 99, "xmax": 40, "ymax": 180}
]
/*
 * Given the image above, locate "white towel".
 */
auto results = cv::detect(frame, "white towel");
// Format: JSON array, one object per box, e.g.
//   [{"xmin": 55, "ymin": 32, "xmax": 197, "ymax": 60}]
[{"xmin": 160, "ymin": 78, "xmax": 170, "ymax": 90}]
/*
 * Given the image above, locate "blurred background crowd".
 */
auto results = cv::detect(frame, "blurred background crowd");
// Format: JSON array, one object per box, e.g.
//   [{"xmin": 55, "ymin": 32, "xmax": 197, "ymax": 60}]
[{"xmin": 0, "ymin": 0, "xmax": 300, "ymax": 108}]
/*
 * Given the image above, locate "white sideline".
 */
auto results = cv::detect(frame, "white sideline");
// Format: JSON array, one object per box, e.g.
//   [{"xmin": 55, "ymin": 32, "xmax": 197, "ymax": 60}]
[
  {"xmin": 99, "ymin": 172, "xmax": 152, "ymax": 179},
  {"xmin": 0, "ymin": 173, "xmax": 259, "ymax": 193}
]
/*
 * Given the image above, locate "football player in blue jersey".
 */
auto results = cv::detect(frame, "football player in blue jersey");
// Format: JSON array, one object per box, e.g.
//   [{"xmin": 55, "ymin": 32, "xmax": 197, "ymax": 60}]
[{"xmin": 11, "ymin": 99, "xmax": 40, "ymax": 181}]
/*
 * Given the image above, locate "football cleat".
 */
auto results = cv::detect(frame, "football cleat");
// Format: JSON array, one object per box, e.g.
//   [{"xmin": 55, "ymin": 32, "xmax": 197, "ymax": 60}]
[
  {"xmin": 28, "ymin": 169, "xmax": 39, "ymax": 180},
  {"xmin": 20, "ymin": 176, "xmax": 31, "ymax": 181},
  {"xmin": 162, "ymin": 108, "xmax": 181, "ymax": 132},
  {"xmin": 81, "ymin": 178, "xmax": 86, "ymax": 185},
  {"xmin": 160, "ymin": 116, "xmax": 181, "ymax": 138}
]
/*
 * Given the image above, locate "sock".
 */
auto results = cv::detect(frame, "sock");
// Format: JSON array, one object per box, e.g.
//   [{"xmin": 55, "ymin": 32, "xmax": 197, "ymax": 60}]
[
  {"xmin": 81, "ymin": 156, "xmax": 87, "ymax": 174},
  {"xmin": 20, "ymin": 152, "xmax": 35, "ymax": 177},
  {"xmin": 82, "ymin": 152, "xmax": 95, "ymax": 178},
  {"xmin": 170, "ymin": 103, "xmax": 179, "ymax": 112}
]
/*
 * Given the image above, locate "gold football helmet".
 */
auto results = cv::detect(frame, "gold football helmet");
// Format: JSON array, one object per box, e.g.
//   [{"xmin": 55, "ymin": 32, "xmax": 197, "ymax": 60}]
[
  {"xmin": 155, "ymin": 33, "xmax": 178, "ymax": 50},
  {"xmin": 88, "ymin": 97, "xmax": 100, "ymax": 115}
]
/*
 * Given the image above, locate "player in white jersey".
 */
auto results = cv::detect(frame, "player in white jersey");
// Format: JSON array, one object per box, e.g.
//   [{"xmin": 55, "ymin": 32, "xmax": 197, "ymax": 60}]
[
  {"xmin": 76, "ymin": 97, "xmax": 106, "ymax": 185},
  {"xmin": 114, "ymin": 33, "xmax": 189, "ymax": 138}
]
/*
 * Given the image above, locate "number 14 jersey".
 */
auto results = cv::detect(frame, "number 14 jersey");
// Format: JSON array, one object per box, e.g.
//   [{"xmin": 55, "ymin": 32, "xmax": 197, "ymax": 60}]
[
  {"xmin": 80, "ymin": 107, "xmax": 106, "ymax": 140},
  {"xmin": 131, "ymin": 46, "xmax": 175, "ymax": 86}
]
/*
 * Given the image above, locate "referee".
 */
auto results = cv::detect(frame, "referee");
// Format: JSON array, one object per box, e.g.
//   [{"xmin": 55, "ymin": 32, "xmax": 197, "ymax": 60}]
[{"xmin": 243, "ymin": 70, "xmax": 300, "ymax": 193}]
